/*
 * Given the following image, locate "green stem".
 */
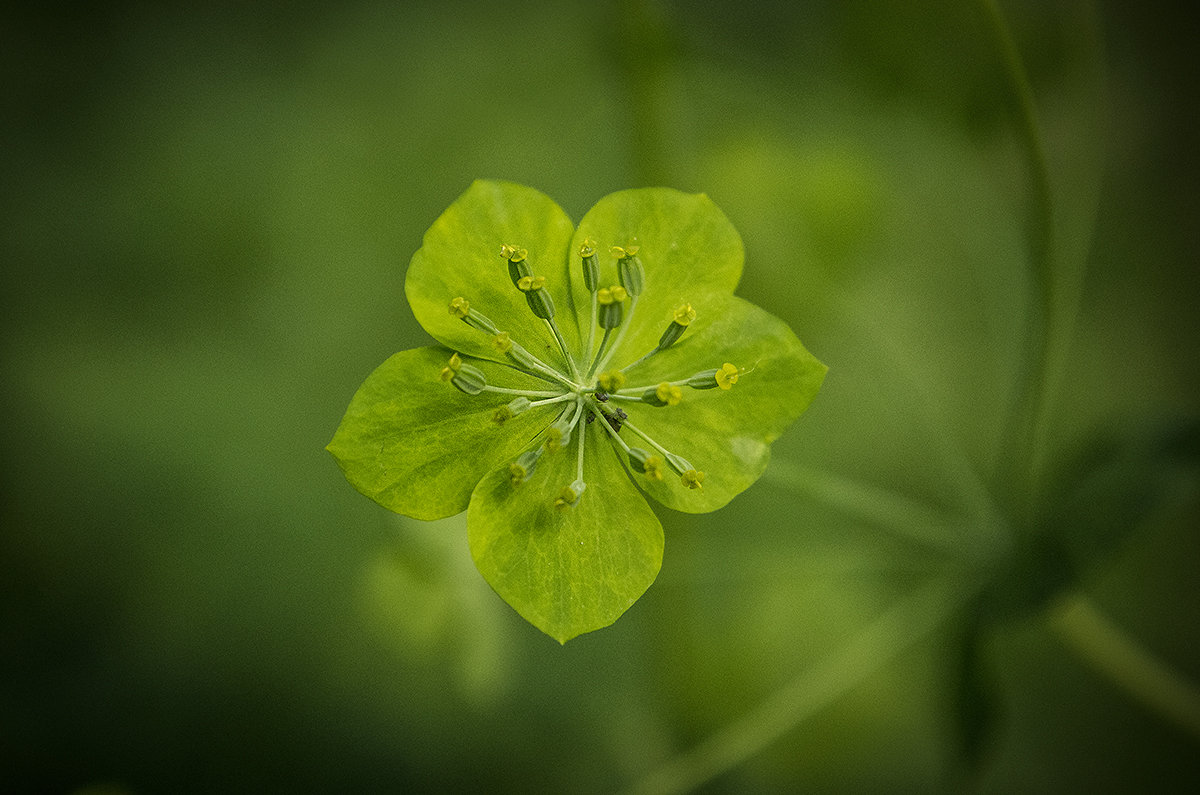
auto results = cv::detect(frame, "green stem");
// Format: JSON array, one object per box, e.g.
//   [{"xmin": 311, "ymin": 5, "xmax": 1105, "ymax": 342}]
[
  {"xmin": 481, "ymin": 386, "xmax": 563, "ymax": 398},
  {"xmin": 596, "ymin": 295, "xmax": 639, "ymax": 375},
  {"xmin": 763, "ymin": 459, "xmax": 999, "ymax": 559},
  {"xmin": 621, "ymin": 576, "xmax": 973, "ymax": 795},
  {"xmin": 575, "ymin": 398, "xmax": 588, "ymax": 483},
  {"xmin": 588, "ymin": 327, "xmax": 614, "ymax": 380},
  {"xmin": 980, "ymin": 0, "xmax": 1058, "ymax": 521},
  {"xmin": 1049, "ymin": 592, "xmax": 1200, "ymax": 742},
  {"xmin": 544, "ymin": 318, "xmax": 580, "ymax": 381}
]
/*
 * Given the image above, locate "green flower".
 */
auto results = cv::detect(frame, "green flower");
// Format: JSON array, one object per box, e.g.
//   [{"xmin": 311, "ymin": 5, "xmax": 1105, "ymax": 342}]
[{"xmin": 328, "ymin": 180, "xmax": 826, "ymax": 642}]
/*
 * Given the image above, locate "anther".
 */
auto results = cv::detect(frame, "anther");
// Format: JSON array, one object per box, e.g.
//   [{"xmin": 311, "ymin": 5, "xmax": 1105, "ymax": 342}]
[
  {"xmin": 554, "ymin": 479, "xmax": 587, "ymax": 510},
  {"xmin": 438, "ymin": 353, "xmax": 462, "ymax": 382},
  {"xmin": 681, "ymin": 469, "xmax": 705, "ymax": 489},
  {"xmin": 449, "ymin": 360, "xmax": 487, "ymax": 395},
  {"xmin": 613, "ymin": 244, "xmax": 645, "ymax": 297},
  {"xmin": 715, "ymin": 362, "xmax": 741, "ymax": 390},
  {"xmin": 597, "ymin": 370, "xmax": 626, "ymax": 393},
  {"xmin": 501, "ymin": 244, "xmax": 532, "ymax": 287},
  {"xmin": 544, "ymin": 419, "xmax": 573, "ymax": 453},
  {"xmin": 597, "ymin": 285, "xmax": 628, "ymax": 329},
  {"xmin": 491, "ymin": 331, "xmax": 513, "ymax": 353},
  {"xmin": 642, "ymin": 382, "xmax": 682, "ymax": 407},
  {"xmin": 658, "ymin": 303, "xmax": 696, "ymax": 350},
  {"xmin": 627, "ymin": 447, "xmax": 665, "ymax": 481},
  {"xmin": 518, "ymin": 275, "xmax": 556, "ymax": 320},
  {"xmin": 448, "ymin": 297, "xmax": 499, "ymax": 334},
  {"xmin": 493, "ymin": 396, "xmax": 531, "ymax": 425},
  {"xmin": 580, "ymin": 238, "xmax": 600, "ymax": 292},
  {"xmin": 509, "ymin": 448, "xmax": 542, "ymax": 487},
  {"xmin": 686, "ymin": 363, "xmax": 741, "ymax": 390}
]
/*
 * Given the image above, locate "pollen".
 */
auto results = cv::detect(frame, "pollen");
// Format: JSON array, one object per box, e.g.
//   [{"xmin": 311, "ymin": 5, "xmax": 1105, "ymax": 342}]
[
  {"xmin": 500, "ymin": 244, "xmax": 527, "ymax": 263},
  {"xmin": 579, "ymin": 238, "xmax": 598, "ymax": 259},
  {"xmin": 643, "ymin": 455, "xmax": 665, "ymax": 481},
  {"xmin": 508, "ymin": 462, "xmax": 528, "ymax": 487},
  {"xmin": 438, "ymin": 352, "xmax": 462, "ymax": 382},
  {"xmin": 491, "ymin": 331, "xmax": 513, "ymax": 353},
  {"xmin": 517, "ymin": 275, "xmax": 547, "ymax": 292},
  {"xmin": 681, "ymin": 469, "xmax": 705, "ymax": 489},
  {"xmin": 655, "ymin": 382, "xmax": 683, "ymax": 406},
  {"xmin": 449, "ymin": 296, "xmax": 470, "ymax": 318},
  {"xmin": 673, "ymin": 303, "xmax": 697, "ymax": 326},
  {"xmin": 597, "ymin": 285, "xmax": 628, "ymax": 305},
  {"xmin": 716, "ymin": 362, "xmax": 740, "ymax": 390},
  {"xmin": 597, "ymin": 370, "xmax": 626, "ymax": 393},
  {"xmin": 554, "ymin": 483, "xmax": 583, "ymax": 511}
]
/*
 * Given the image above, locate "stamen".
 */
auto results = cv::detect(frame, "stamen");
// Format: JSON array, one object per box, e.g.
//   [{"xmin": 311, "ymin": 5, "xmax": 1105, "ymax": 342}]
[
  {"xmin": 641, "ymin": 382, "xmax": 682, "ymax": 407},
  {"xmin": 575, "ymin": 398, "xmax": 587, "ymax": 484},
  {"xmin": 509, "ymin": 447, "xmax": 542, "ymax": 487},
  {"xmin": 554, "ymin": 479, "xmax": 586, "ymax": 511},
  {"xmin": 492, "ymin": 396, "xmax": 531, "ymax": 425},
  {"xmin": 620, "ymin": 418, "xmax": 705, "ymax": 489},
  {"xmin": 612, "ymin": 244, "xmax": 645, "ymax": 297},
  {"xmin": 588, "ymin": 285, "xmax": 628, "ymax": 378},
  {"xmin": 627, "ymin": 447, "xmax": 665, "ymax": 481},
  {"xmin": 543, "ymin": 402, "xmax": 581, "ymax": 453},
  {"xmin": 580, "ymin": 239, "xmax": 600, "ymax": 374},
  {"xmin": 686, "ymin": 363, "xmax": 744, "ymax": 391},
  {"xmin": 595, "ymin": 293, "xmax": 643, "ymax": 377},
  {"xmin": 480, "ymin": 385, "xmax": 562, "ymax": 398},
  {"xmin": 501, "ymin": 244, "xmax": 532, "ymax": 287},
  {"xmin": 528, "ymin": 393, "xmax": 575, "ymax": 408},
  {"xmin": 597, "ymin": 370, "xmax": 626, "ymax": 393}
]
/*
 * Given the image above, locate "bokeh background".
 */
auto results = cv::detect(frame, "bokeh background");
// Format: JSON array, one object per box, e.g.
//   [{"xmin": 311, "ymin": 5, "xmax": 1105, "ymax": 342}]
[{"xmin": 4, "ymin": 0, "xmax": 1198, "ymax": 791}]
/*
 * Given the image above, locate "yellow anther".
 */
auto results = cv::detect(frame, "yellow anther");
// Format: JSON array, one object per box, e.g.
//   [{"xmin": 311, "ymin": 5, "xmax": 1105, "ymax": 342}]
[
  {"xmin": 715, "ymin": 362, "xmax": 740, "ymax": 390},
  {"xmin": 579, "ymin": 238, "xmax": 598, "ymax": 258},
  {"xmin": 517, "ymin": 274, "xmax": 546, "ymax": 292},
  {"xmin": 493, "ymin": 406, "xmax": 513, "ymax": 424},
  {"xmin": 508, "ymin": 462, "xmax": 528, "ymax": 487},
  {"xmin": 597, "ymin": 370, "xmax": 626, "ymax": 392},
  {"xmin": 449, "ymin": 296, "xmax": 470, "ymax": 318},
  {"xmin": 655, "ymin": 382, "xmax": 683, "ymax": 406},
  {"xmin": 611, "ymin": 244, "xmax": 640, "ymax": 258},
  {"xmin": 673, "ymin": 303, "xmax": 697, "ymax": 326},
  {"xmin": 597, "ymin": 285, "xmax": 628, "ymax": 305},
  {"xmin": 438, "ymin": 352, "xmax": 463, "ymax": 382},
  {"xmin": 554, "ymin": 484, "xmax": 580, "ymax": 511},
  {"xmin": 681, "ymin": 469, "xmax": 705, "ymax": 489},
  {"xmin": 500, "ymin": 244, "xmax": 528, "ymax": 263},
  {"xmin": 643, "ymin": 455, "xmax": 665, "ymax": 481},
  {"xmin": 544, "ymin": 427, "xmax": 565, "ymax": 453},
  {"xmin": 491, "ymin": 331, "xmax": 513, "ymax": 353}
]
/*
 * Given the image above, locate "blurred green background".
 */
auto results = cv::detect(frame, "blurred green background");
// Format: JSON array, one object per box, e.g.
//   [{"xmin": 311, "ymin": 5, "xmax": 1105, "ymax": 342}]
[{"xmin": 3, "ymin": 0, "xmax": 1198, "ymax": 791}]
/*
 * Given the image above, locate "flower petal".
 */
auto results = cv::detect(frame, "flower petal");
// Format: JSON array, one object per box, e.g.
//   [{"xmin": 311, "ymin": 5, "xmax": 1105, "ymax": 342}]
[
  {"xmin": 406, "ymin": 180, "xmax": 581, "ymax": 369},
  {"xmin": 567, "ymin": 188, "xmax": 744, "ymax": 369},
  {"xmin": 467, "ymin": 421, "xmax": 663, "ymax": 643},
  {"xmin": 616, "ymin": 295, "xmax": 826, "ymax": 513},
  {"xmin": 327, "ymin": 347, "xmax": 559, "ymax": 520}
]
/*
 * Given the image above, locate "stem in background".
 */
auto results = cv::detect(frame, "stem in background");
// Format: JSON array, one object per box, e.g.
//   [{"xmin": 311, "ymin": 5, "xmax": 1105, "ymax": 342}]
[
  {"xmin": 979, "ymin": 0, "xmax": 1059, "ymax": 522},
  {"xmin": 1049, "ymin": 592, "xmax": 1200, "ymax": 743},
  {"xmin": 621, "ymin": 577, "xmax": 973, "ymax": 795}
]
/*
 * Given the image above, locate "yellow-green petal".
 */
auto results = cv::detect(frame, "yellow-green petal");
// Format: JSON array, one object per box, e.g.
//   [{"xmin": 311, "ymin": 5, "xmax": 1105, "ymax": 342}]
[
  {"xmin": 327, "ymin": 347, "xmax": 559, "ymax": 520},
  {"xmin": 618, "ymin": 295, "xmax": 826, "ymax": 513},
  {"xmin": 567, "ymin": 188, "xmax": 744, "ymax": 368},
  {"xmin": 406, "ymin": 180, "xmax": 580, "ymax": 368},
  {"xmin": 467, "ymin": 421, "xmax": 663, "ymax": 643}
]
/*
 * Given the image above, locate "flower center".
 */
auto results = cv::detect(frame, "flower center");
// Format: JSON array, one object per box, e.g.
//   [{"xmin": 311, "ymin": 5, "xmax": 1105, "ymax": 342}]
[{"xmin": 440, "ymin": 240, "xmax": 751, "ymax": 508}]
